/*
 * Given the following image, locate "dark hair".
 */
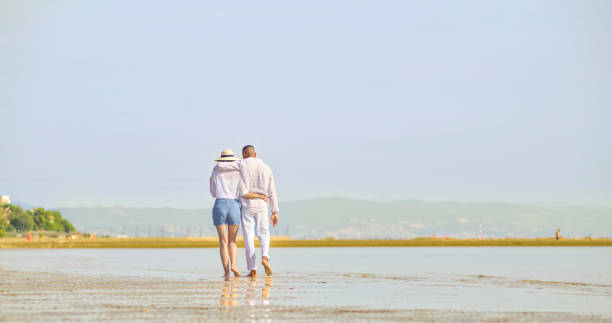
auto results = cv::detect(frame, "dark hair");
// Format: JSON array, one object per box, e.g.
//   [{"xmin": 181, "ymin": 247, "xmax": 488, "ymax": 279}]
[{"xmin": 242, "ymin": 145, "xmax": 255, "ymax": 155}]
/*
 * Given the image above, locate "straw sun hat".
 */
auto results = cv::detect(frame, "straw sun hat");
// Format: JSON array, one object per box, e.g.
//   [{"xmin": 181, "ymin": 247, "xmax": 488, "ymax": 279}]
[{"xmin": 215, "ymin": 149, "xmax": 239, "ymax": 162}]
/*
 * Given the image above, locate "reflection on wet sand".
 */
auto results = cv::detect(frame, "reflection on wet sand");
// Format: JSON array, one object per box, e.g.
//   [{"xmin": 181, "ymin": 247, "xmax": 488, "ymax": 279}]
[
  {"xmin": 220, "ymin": 276, "xmax": 273, "ymax": 309},
  {"xmin": 263, "ymin": 276, "xmax": 272, "ymax": 300},
  {"xmin": 220, "ymin": 278, "xmax": 239, "ymax": 307},
  {"xmin": 247, "ymin": 276, "xmax": 272, "ymax": 307},
  {"xmin": 248, "ymin": 276, "xmax": 272, "ymax": 322}
]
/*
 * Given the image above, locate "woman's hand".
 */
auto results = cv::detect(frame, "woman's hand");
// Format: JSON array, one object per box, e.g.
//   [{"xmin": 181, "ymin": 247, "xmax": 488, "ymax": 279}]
[{"xmin": 242, "ymin": 192, "xmax": 269, "ymax": 203}]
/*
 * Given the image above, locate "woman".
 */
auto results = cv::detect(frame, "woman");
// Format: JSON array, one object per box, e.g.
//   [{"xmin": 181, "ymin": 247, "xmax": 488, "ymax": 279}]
[{"xmin": 210, "ymin": 149, "xmax": 267, "ymax": 280}]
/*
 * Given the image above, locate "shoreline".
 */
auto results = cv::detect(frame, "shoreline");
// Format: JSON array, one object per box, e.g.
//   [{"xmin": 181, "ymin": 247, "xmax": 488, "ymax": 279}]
[{"xmin": 1, "ymin": 237, "xmax": 611, "ymax": 248}]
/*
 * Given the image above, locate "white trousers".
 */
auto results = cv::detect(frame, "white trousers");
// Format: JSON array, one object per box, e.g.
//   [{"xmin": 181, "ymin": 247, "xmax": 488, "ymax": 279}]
[{"xmin": 241, "ymin": 208, "xmax": 270, "ymax": 271}]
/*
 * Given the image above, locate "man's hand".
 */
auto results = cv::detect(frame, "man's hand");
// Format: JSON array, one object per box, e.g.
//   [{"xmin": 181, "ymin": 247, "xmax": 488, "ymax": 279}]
[
  {"xmin": 271, "ymin": 212, "xmax": 279, "ymax": 227},
  {"xmin": 262, "ymin": 195, "xmax": 269, "ymax": 203}
]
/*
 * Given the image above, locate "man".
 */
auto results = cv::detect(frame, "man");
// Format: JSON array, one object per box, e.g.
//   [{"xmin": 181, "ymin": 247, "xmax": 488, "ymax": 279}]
[{"xmin": 214, "ymin": 145, "xmax": 279, "ymax": 277}]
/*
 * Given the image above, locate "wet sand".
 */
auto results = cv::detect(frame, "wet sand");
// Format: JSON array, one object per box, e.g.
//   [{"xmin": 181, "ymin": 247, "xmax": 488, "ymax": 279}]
[
  {"xmin": 1, "ymin": 248, "xmax": 611, "ymax": 322},
  {"xmin": 2, "ymin": 269, "xmax": 610, "ymax": 322}
]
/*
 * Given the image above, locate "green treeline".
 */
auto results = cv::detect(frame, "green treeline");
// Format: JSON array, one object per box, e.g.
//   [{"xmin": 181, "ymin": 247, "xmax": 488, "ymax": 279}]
[{"xmin": 0, "ymin": 204, "xmax": 76, "ymax": 237}]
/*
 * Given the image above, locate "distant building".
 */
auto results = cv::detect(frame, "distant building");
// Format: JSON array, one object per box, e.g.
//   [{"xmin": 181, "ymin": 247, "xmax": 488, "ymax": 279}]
[{"xmin": 0, "ymin": 195, "xmax": 10, "ymax": 205}]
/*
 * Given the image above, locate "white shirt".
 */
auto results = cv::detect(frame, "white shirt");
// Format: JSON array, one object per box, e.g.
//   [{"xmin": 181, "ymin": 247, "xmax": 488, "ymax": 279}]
[
  {"xmin": 209, "ymin": 162, "xmax": 242, "ymax": 199},
  {"xmin": 215, "ymin": 157, "xmax": 279, "ymax": 214}
]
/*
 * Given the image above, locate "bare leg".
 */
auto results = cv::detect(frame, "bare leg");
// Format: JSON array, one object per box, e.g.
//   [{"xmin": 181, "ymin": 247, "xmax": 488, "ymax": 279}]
[
  {"xmin": 227, "ymin": 224, "xmax": 241, "ymax": 277},
  {"xmin": 215, "ymin": 225, "xmax": 230, "ymax": 281}
]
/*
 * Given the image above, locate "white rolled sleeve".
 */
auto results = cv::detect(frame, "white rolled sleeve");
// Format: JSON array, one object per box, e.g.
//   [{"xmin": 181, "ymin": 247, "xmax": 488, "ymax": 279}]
[
  {"xmin": 209, "ymin": 172, "xmax": 216, "ymax": 198},
  {"xmin": 268, "ymin": 174, "xmax": 279, "ymax": 214}
]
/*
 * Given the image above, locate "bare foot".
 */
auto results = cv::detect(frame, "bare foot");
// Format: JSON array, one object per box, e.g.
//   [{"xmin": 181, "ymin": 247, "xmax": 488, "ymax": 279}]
[
  {"xmin": 262, "ymin": 257, "xmax": 273, "ymax": 276},
  {"xmin": 246, "ymin": 270, "xmax": 257, "ymax": 278},
  {"xmin": 231, "ymin": 267, "xmax": 241, "ymax": 277},
  {"xmin": 224, "ymin": 272, "xmax": 231, "ymax": 281}
]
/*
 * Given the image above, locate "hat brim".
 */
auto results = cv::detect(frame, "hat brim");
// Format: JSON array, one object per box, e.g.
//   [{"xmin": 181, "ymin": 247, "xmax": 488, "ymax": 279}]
[{"xmin": 215, "ymin": 157, "xmax": 239, "ymax": 162}]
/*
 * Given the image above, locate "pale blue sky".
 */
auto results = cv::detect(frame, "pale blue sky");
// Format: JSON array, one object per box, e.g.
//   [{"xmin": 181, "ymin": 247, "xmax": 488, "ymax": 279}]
[{"xmin": 1, "ymin": 0, "xmax": 611, "ymax": 208}]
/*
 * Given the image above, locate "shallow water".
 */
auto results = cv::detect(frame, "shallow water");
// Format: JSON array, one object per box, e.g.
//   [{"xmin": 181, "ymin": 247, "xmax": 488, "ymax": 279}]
[{"xmin": 1, "ymin": 247, "xmax": 611, "ymax": 321}]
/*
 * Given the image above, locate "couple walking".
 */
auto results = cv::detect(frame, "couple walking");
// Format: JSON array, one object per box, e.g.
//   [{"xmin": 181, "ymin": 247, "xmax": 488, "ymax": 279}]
[{"xmin": 209, "ymin": 145, "xmax": 279, "ymax": 280}]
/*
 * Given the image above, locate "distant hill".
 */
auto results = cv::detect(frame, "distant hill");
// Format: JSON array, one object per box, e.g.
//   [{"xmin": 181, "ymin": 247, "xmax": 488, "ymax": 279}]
[
  {"xmin": 54, "ymin": 199, "xmax": 612, "ymax": 238},
  {"xmin": 281, "ymin": 198, "xmax": 612, "ymax": 238}
]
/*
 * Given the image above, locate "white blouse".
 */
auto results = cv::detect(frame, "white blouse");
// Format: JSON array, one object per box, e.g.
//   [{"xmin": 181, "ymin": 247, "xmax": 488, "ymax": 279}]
[{"xmin": 209, "ymin": 162, "xmax": 241, "ymax": 199}]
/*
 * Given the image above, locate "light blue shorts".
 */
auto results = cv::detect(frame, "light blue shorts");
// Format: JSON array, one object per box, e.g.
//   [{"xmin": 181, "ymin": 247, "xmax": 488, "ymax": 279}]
[{"xmin": 212, "ymin": 199, "xmax": 241, "ymax": 226}]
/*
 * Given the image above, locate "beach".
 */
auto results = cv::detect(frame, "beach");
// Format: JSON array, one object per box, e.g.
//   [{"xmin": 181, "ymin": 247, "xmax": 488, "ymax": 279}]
[
  {"xmin": 2, "ymin": 270, "xmax": 607, "ymax": 322},
  {"xmin": 1, "ymin": 247, "xmax": 611, "ymax": 322}
]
